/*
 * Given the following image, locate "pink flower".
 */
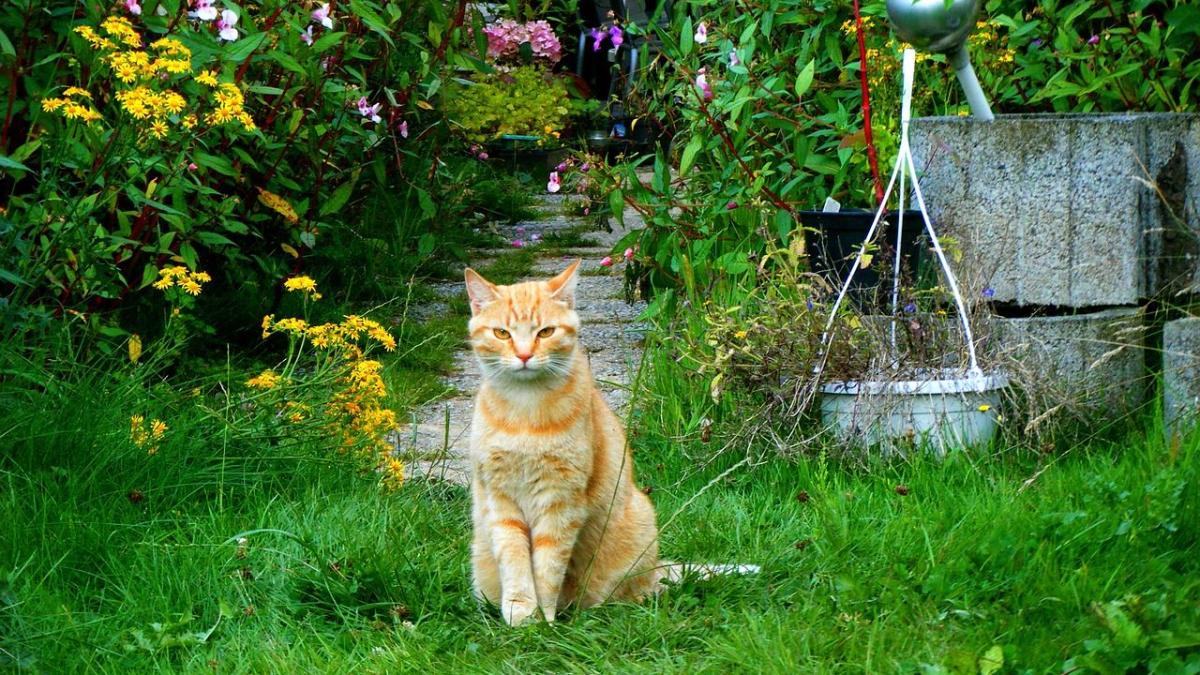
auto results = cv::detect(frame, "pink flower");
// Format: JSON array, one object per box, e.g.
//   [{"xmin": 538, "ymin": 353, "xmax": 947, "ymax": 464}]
[
  {"xmin": 555, "ymin": 161, "xmax": 568, "ymax": 172},
  {"xmin": 187, "ymin": 162, "xmax": 198, "ymax": 171},
  {"xmin": 694, "ymin": 21, "xmax": 707, "ymax": 44},
  {"xmin": 301, "ymin": 25, "xmax": 314, "ymax": 46},
  {"xmin": 511, "ymin": 239, "xmax": 524, "ymax": 248},
  {"xmin": 190, "ymin": 0, "xmax": 217, "ymax": 21},
  {"xmin": 599, "ymin": 256, "xmax": 613, "ymax": 267},
  {"xmin": 484, "ymin": 19, "xmax": 562, "ymax": 64},
  {"xmin": 583, "ymin": 207, "xmax": 590, "ymax": 215},
  {"xmin": 623, "ymin": 247, "xmax": 634, "ymax": 262},
  {"xmin": 398, "ymin": 120, "xmax": 409, "ymax": 138},
  {"xmin": 696, "ymin": 68, "xmax": 713, "ymax": 101},
  {"xmin": 312, "ymin": 2, "xmax": 333, "ymax": 30},
  {"xmin": 547, "ymin": 171, "xmax": 561, "ymax": 193},
  {"xmin": 725, "ymin": 200, "xmax": 738, "ymax": 210},
  {"xmin": 1087, "ymin": 34, "xmax": 1100, "ymax": 45},
  {"xmin": 530, "ymin": 233, "xmax": 541, "ymax": 243},
  {"xmin": 356, "ymin": 96, "xmax": 382, "ymax": 124},
  {"xmin": 216, "ymin": 9, "xmax": 239, "ymax": 41},
  {"xmin": 729, "ymin": 49, "xmax": 740, "ymax": 67},
  {"xmin": 125, "ymin": 0, "xmax": 142, "ymax": 15},
  {"xmin": 580, "ymin": 162, "xmax": 590, "ymax": 172}
]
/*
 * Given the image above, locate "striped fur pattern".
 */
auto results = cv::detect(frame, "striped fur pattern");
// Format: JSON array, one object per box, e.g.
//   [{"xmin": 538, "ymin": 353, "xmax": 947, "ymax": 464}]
[{"xmin": 464, "ymin": 260, "xmax": 663, "ymax": 626}]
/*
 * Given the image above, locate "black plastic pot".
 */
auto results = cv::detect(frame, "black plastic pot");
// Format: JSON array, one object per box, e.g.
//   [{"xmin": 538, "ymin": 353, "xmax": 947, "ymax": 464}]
[{"xmin": 801, "ymin": 210, "xmax": 925, "ymax": 302}]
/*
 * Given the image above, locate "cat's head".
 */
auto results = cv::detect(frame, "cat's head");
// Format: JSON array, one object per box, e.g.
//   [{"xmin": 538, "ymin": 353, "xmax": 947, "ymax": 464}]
[{"xmin": 464, "ymin": 260, "xmax": 582, "ymax": 382}]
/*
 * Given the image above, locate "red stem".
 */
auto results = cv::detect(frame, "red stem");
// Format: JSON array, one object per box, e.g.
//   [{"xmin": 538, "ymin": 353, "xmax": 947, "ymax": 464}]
[{"xmin": 852, "ymin": 0, "xmax": 884, "ymax": 206}]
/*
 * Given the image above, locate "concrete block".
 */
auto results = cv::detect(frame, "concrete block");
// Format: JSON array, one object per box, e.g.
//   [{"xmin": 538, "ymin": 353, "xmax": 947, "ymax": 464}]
[
  {"xmin": 910, "ymin": 113, "xmax": 1200, "ymax": 308},
  {"xmin": 987, "ymin": 309, "xmax": 1149, "ymax": 427},
  {"xmin": 1164, "ymin": 317, "xmax": 1200, "ymax": 441}
]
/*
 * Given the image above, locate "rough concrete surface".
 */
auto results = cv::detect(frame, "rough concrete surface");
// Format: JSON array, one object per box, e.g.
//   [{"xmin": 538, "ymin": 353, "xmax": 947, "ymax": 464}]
[
  {"xmin": 910, "ymin": 113, "xmax": 1200, "ymax": 307},
  {"xmin": 986, "ymin": 308, "xmax": 1149, "ymax": 420},
  {"xmin": 391, "ymin": 196, "xmax": 647, "ymax": 485},
  {"xmin": 1164, "ymin": 317, "xmax": 1200, "ymax": 441}
]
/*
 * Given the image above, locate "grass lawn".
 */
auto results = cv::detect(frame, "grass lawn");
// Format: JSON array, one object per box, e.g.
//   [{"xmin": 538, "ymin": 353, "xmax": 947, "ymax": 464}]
[{"xmin": 3, "ymin": 333, "xmax": 1198, "ymax": 674}]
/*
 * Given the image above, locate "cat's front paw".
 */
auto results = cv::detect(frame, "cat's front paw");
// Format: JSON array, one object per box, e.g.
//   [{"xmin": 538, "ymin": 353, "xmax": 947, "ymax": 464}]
[{"xmin": 501, "ymin": 596, "xmax": 538, "ymax": 626}]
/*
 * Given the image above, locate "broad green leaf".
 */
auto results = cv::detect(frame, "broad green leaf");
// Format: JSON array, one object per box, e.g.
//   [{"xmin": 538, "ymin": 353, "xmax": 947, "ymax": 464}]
[
  {"xmin": 0, "ymin": 155, "xmax": 30, "ymax": 172},
  {"xmin": 679, "ymin": 135, "xmax": 703, "ymax": 176},
  {"xmin": 320, "ymin": 180, "xmax": 355, "ymax": 216},
  {"xmin": 609, "ymin": 189, "xmax": 625, "ymax": 226},
  {"xmin": 680, "ymin": 16, "xmax": 693, "ymax": 56},
  {"xmin": 794, "ymin": 59, "xmax": 815, "ymax": 98}
]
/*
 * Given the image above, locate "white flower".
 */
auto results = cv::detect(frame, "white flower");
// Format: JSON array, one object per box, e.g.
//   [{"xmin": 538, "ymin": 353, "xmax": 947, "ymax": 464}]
[
  {"xmin": 694, "ymin": 21, "xmax": 708, "ymax": 43},
  {"xmin": 190, "ymin": 0, "xmax": 217, "ymax": 22},
  {"xmin": 312, "ymin": 2, "xmax": 333, "ymax": 30},
  {"xmin": 301, "ymin": 25, "xmax": 314, "ymax": 46}
]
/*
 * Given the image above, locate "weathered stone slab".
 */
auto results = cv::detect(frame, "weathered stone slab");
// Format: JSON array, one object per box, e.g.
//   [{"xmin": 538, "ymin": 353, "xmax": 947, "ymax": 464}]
[
  {"xmin": 911, "ymin": 113, "xmax": 1200, "ymax": 307},
  {"xmin": 1164, "ymin": 317, "xmax": 1200, "ymax": 441},
  {"xmin": 986, "ymin": 309, "xmax": 1149, "ymax": 429}
]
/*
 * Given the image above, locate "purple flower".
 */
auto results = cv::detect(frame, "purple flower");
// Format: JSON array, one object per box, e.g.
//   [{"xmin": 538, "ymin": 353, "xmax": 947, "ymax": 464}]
[
  {"xmin": 694, "ymin": 21, "xmax": 708, "ymax": 44},
  {"xmin": 1030, "ymin": 38, "xmax": 1044, "ymax": 48},
  {"xmin": 623, "ymin": 247, "xmax": 634, "ymax": 262},
  {"xmin": 125, "ymin": 0, "xmax": 142, "ymax": 15},
  {"xmin": 356, "ymin": 96, "xmax": 382, "ymax": 124},
  {"xmin": 530, "ymin": 233, "xmax": 541, "ymax": 243},
  {"xmin": 511, "ymin": 239, "xmax": 524, "ymax": 248},
  {"xmin": 729, "ymin": 49, "xmax": 740, "ymax": 67},
  {"xmin": 555, "ymin": 161, "xmax": 567, "ymax": 172},
  {"xmin": 580, "ymin": 162, "xmax": 590, "ymax": 172},
  {"xmin": 1087, "ymin": 34, "xmax": 1100, "ymax": 45},
  {"xmin": 904, "ymin": 302, "xmax": 916, "ymax": 313},
  {"xmin": 806, "ymin": 299, "xmax": 815, "ymax": 311},
  {"xmin": 982, "ymin": 286, "xmax": 995, "ymax": 298},
  {"xmin": 609, "ymin": 25, "xmax": 624, "ymax": 48},
  {"xmin": 589, "ymin": 27, "xmax": 605, "ymax": 52},
  {"xmin": 301, "ymin": 25, "xmax": 315, "ymax": 46},
  {"xmin": 398, "ymin": 120, "xmax": 408, "ymax": 138},
  {"xmin": 725, "ymin": 200, "xmax": 737, "ymax": 210}
]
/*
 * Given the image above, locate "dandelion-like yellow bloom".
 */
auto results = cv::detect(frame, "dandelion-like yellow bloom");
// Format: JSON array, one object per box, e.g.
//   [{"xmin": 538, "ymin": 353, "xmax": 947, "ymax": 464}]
[
  {"xmin": 149, "ymin": 120, "xmax": 168, "ymax": 138},
  {"xmin": 75, "ymin": 25, "xmax": 116, "ymax": 50},
  {"xmin": 182, "ymin": 114, "xmax": 198, "ymax": 130},
  {"xmin": 41, "ymin": 97, "xmax": 103, "ymax": 124},
  {"xmin": 284, "ymin": 276, "xmax": 318, "ymax": 293},
  {"xmin": 150, "ymin": 419, "xmax": 168, "ymax": 439},
  {"xmin": 153, "ymin": 265, "xmax": 210, "ymax": 294},
  {"xmin": 63, "ymin": 87, "xmax": 92, "ymax": 99},
  {"xmin": 102, "ymin": 15, "xmax": 142, "ymax": 48},
  {"xmin": 194, "ymin": 70, "xmax": 219, "ymax": 87},
  {"xmin": 246, "ymin": 369, "xmax": 283, "ymax": 390}
]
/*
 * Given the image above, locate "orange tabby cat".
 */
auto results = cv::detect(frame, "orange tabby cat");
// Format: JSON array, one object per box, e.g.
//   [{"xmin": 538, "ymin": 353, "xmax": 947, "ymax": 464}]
[{"xmin": 464, "ymin": 260, "xmax": 663, "ymax": 625}]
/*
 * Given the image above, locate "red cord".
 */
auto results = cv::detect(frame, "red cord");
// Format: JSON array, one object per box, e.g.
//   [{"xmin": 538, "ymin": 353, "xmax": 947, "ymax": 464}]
[{"xmin": 853, "ymin": 0, "xmax": 885, "ymax": 206}]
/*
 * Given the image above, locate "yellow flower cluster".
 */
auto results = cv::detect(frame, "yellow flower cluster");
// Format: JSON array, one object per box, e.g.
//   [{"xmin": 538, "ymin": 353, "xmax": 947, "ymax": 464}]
[
  {"xmin": 195, "ymin": 70, "xmax": 219, "ymax": 87},
  {"xmin": 246, "ymin": 369, "xmax": 284, "ymax": 390},
  {"xmin": 153, "ymin": 265, "xmax": 211, "ymax": 295},
  {"xmin": 41, "ymin": 87, "xmax": 103, "ymax": 124},
  {"xmin": 261, "ymin": 313, "xmax": 397, "ymax": 354},
  {"xmin": 130, "ymin": 414, "xmax": 168, "ymax": 455},
  {"xmin": 284, "ymin": 276, "xmax": 321, "ymax": 299},
  {"xmin": 102, "ymin": 16, "xmax": 142, "ymax": 48},
  {"xmin": 76, "ymin": 25, "xmax": 116, "ymax": 51},
  {"xmin": 115, "ymin": 86, "xmax": 187, "ymax": 120},
  {"xmin": 208, "ymin": 82, "xmax": 256, "ymax": 132},
  {"xmin": 330, "ymin": 358, "xmax": 401, "ymax": 484}
]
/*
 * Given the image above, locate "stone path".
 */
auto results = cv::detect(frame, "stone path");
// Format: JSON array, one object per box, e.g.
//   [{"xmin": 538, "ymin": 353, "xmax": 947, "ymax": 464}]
[{"xmin": 391, "ymin": 191, "xmax": 647, "ymax": 485}]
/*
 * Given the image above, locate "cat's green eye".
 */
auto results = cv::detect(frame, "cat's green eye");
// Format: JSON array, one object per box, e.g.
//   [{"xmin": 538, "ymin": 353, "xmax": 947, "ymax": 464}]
[
  {"xmin": 493, "ymin": 328, "xmax": 510, "ymax": 339},
  {"xmin": 537, "ymin": 327, "xmax": 555, "ymax": 339}
]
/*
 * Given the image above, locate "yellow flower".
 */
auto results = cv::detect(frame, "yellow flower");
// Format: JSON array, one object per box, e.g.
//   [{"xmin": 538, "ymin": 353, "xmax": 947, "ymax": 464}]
[
  {"xmin": 153, "ymin": 265, "xmax": 209, "ymax": 295},
  {"xmin": 181, "ymin": 114, "xmax": 198, "ymax": 130},
  {"xmin": 101, "ymin": 16, "xmax": 142, "ymax": 48},
  {"xmin": 75, "ymin": 25, "xmax": 116, "ymax": 50},
  {"xmin": 284, "ymin": 276, "xmax": 318, "ymax": 294},
  {"xmin": 149, "ymin": 120, "xmax": 168, "ymax": 138},
  {"xmin": 180, "ymin": 278, "xmax": 202, "ymax": 295},
  {"xmin": 733, "ymin": 330, "xmax": 747, "ymax": 339},
  {"xmin": 978, "ymin": 404, "xmax": 992, "ymax": 412},
  {"xmin": 128, "ymin": 334, "xmax": 142, "ymax": 364},
  {"xmin": 195, "ymin": 70, "xmax": 219, "ymax": 87},
  {"xmin": 150, "ymin": 419, "xmax": 168, "ymax": 439},
  {"xmin": 63, "ymin": 87, "xmax": 92, "ymax": 99},
  {"xmin": 246, "ymin": 369, "xmax": 283, "ymax": 390}
]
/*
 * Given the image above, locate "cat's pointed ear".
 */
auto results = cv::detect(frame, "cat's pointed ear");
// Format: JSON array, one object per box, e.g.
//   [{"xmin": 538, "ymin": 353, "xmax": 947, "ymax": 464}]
[
  {"xmin": 547, "ymin": 259, "xmax": 581, "ymax": 308},
  {"xmin": 464, "ymin": 268, "xmax": 499, "ymax": 315}
]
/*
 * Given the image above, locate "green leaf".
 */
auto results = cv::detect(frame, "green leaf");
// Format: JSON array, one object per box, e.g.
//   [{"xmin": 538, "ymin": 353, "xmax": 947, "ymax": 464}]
[
  {"xmin": 320, "ymin": 180, "xmax": 355, "ymax": 216},
  {"xmin": 0, "ymin": 29, "xmax": 14, "ymax": 59},
  {"xmin": 978, "ymin": 645, "xmax": 1003, "ymax": 675},
  {"xmin": 679, "ymin": 135, "xmax": 703, "ymax": 176},
  {"xmin": 195, "ymin": 231, "xmax": 236, "ymax": 246},
  {"xmin": 794, "ymin": 59, "xmax": 815, "ymax": 98},
  {"xmin": 417, "ymin": 233, "xmax": 435, "ymax": 257},
  {"xmin": 267, "ymin": 50, "xmax": 306, "ymax": 75},
  {"xmin": 609, "ymin": 189, "xmax": 625, "ymax": 226},
  {"xmin": 680, "ymin": 16, "xmax": 693, "ymax": 56},
  {"xmin": 311, "ymin": 31, "xmax": 346, "ymax": 53},
  {"xmin": 222, "ymin": 33, "xmax": 267, "ymax": 62},
  {"xmin": 0, "ymin": 155, "xmax": 30, "ymax": 172},
  {"xmin": 416, "ymin": 188, "xmax": 435, "ymax": 218},
  {"xmin": 350, "ymin": 0, "xmax": 396, "ymax": 46}
]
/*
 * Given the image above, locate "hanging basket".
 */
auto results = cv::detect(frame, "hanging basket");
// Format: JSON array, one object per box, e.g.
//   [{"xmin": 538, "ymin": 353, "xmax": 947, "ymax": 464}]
[{"xmin": 817, "ymin": 49, "xmax": 1007, "ymax": 452}]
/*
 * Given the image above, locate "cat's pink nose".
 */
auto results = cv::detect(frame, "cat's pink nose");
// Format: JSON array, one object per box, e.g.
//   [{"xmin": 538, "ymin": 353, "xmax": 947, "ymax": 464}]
[{"xmin": 516, "ymin": 353, "xmax": 533, "ymax": 363}]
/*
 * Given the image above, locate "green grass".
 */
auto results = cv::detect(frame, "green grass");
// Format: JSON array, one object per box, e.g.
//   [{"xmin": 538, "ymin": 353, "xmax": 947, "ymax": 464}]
[{"xmin": 2, "ymin": 330, "xmax": 1198, "ymax": 672}]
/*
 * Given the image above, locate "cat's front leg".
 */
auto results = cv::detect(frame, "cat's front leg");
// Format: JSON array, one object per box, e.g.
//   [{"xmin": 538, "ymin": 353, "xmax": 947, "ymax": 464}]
[
  {"xmin": 486, "ymin": 493, "xmax": 538, "ymax": 626},
  {"xmin": 531, "ymin": 500, "xmax": 587, "ymax": 622}
]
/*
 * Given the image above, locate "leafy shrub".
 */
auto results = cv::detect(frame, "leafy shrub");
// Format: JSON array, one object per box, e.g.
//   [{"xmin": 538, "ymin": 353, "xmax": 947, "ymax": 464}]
[{"xmin": 443, "ymin": 65, "xmax": 576, "ymax": 143}]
